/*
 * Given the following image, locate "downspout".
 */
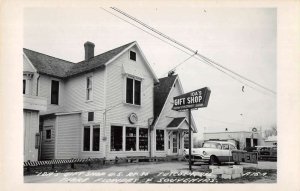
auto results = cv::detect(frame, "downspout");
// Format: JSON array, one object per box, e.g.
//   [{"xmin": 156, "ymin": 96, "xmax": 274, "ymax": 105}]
[{"xmin": 36, "ymin": 75, "xmax": 40, "ymax": 96}]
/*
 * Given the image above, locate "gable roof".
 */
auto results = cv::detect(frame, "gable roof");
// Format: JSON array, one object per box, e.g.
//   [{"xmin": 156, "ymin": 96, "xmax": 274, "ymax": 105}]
[
  {"xmin": 167, "ymin": 117, "xmax": 186, "ymax": 128},
  {"xmin": 23, "ymin": 41, "xmax": 136, "ymax": 79},
  {"xmin": 23, "ymin": 48, "xmax": 74, "ymax": 78},
  {"xmin": 153, "ymin": 74, "xmax": 198, "ymax": 133},
  {"xmin": 153, "ymin": 74, "xmax": 178, "ymax": 121},
  {"xmin": 67, "ymin": 41, "xmax": 135, "ymax": 77}
]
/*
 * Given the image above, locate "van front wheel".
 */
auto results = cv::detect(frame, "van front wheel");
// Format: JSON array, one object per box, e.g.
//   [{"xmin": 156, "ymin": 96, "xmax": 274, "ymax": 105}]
[{"xmin": 209, "ymin": 156, "xmax": 220, "ymax": 165}]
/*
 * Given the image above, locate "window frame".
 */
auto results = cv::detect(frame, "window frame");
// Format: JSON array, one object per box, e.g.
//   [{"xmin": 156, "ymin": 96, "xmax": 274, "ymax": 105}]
[
  {"xmin": 156, "ymin": 129, "xmax": 165, "ymax": 151},
  {"xmin": 82, "ymin": 124, "xmax": 100, "ymax": 152},
  {"xmin": 138, "ymin": 128, "xmax": 149, "ymax": 151},
  {"xmin": 129, "ymin": 50, "xmax": 136, "ymax": 61},
  {"xmin": 222, "ymin": 144, "xmax": 230, "ymax": 150},
  {"xmin": 88, "ymin": 112, "xmax": 94, "ymax": 122},
  {"xmin": 43, "ymin": 126, "xmax": 53, "ymax": 142},
  {"xmin": 45, "ymin": 129, "xmax": 52, "ymax": 140},
  {"xmin": 51, "ymin": 80, "xmax": 59, "ymax": 105},
  {"xmin": 110, "ymin": 124, "xmax": 149, "ymax": 152},
  {"xmin": 125, "ymin": 126, "xmax": 137, "ymax": 151},
  {"xmin": 125, "ymin": 76, "xmax": 142, "ymax": 106},
  {"xmin": 110, "ymin": 125, "xmax": 124, "ymax": 152},
  {"xmin": 86, "ymin": 76, "xmax": 93, "ymax": 101}
]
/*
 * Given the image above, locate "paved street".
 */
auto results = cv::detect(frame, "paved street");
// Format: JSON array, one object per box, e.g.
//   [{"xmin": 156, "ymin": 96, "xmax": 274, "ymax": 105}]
[{"xmin": 24, "ymin": 161, "xmax": 277, "ymax": 183}]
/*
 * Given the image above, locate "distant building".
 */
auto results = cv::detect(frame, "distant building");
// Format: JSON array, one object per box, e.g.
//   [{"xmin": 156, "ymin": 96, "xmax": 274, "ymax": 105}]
[
  {"xmin": 203, "ymin": 130, "xmax": 263, "ymax": 150},
  {"xmin": 263, "ymin": 135, "xmax": 277, "ymax": 146}
]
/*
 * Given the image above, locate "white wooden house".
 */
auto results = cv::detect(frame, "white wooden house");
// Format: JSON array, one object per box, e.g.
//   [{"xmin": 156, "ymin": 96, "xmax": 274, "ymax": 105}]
[{"xmin": 23, "ymin": 41, "xmax": 197, "ymax": 161}]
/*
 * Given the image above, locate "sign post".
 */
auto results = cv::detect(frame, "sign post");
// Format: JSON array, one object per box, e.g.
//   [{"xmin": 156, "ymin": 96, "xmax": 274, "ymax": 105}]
[
  {"xmin": 172, "ymin": 87, "xmax": 211, "ymax": 172},
  {"xmin": 188, "ymin": 109, "xmax": 192, "ymax": 171}
]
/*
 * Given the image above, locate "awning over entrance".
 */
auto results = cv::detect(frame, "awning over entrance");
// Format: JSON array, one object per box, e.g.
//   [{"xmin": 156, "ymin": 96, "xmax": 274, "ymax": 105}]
[{"xmin": 166, "ymin": 117, "xmax": 196, "ymax": 132}]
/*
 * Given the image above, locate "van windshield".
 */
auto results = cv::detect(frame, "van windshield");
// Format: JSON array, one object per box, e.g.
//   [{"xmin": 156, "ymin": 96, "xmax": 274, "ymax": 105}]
[{"xmin": 203, "ymin": 142, "xmax": 221, "ymax": 149}]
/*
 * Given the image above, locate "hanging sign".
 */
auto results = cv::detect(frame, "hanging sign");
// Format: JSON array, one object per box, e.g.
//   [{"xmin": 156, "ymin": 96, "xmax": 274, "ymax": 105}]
[{"xmin": 172, "ymin": 87, "xmax": 211, "ymax": 111}]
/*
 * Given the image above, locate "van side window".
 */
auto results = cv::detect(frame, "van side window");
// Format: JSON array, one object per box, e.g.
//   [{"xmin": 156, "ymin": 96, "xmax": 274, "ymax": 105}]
[{"xmin": 222, "ymin": 144, "xmax": 229, "ymax": 150}]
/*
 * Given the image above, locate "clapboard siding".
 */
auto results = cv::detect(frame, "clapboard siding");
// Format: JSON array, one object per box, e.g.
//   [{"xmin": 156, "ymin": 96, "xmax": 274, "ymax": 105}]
[
  {"xmin": 23, "ymin": 110, "xmax": 39, "ymax": 161},
  {"xmin": 104, "ymin": 46, "xmax": 154, "ymax": 159},
  {"xmin": 63, "ymin": 69, "xmax": 105, "ymax": 114},
  {"xmin": 41, "ymin": 117, "xmax": 55, "ymax": 160},
  {"xmin": 56, "ymin": 114, "xmax": 81, "ymax": 159},
  {"xmin": 39, "ymin": 75, "xmax": 65, "ymax": 114}
]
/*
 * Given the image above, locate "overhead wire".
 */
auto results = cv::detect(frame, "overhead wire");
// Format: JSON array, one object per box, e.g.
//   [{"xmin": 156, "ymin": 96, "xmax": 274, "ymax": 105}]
[
  {"xmin": 101, "ymin": 7, "xmax": 275, "ymax": 98},
  {"xmin": 109, "ymin": 7, "xmax": 277, "ymax": 96}
]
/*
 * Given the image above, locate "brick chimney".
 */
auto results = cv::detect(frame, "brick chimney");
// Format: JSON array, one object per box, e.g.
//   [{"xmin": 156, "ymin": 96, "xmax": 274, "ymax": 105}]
[{"xmin": 84, "ymin": 41, "xmax": 95, "ymax": 61}]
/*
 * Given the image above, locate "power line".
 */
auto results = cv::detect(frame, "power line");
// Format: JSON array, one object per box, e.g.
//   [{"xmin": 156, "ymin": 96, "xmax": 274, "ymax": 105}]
[
  {"xmin": 101, "ymin": 7, "xmax": 275, "ymax": 98},
  {"xmin": 162, "ymin": 52, "xmax": 197, "ymax": 77},
  {"xmin": 110, "ymin": 7, "xmax": 276, "ymax": 96}
]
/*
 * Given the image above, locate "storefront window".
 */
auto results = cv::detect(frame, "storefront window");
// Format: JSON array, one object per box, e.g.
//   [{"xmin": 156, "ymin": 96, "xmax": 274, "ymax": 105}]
[
  {"xmin": 139, "ymin": 128, "xmax": 148, "ymax": 151},
  {"xmin": 156, "ymin": 130, "xmax": 164, "ymax": 151},
  {"xmin": 126, "ymin": 127, "xmax": 136, "ymax": 151},
  {"xmin": 111, "ymin": 126, "xmax": 123, "ymax": 151}
]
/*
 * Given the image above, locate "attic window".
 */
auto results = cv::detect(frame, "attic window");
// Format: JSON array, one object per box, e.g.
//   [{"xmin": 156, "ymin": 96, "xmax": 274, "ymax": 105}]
[{"xmin": 129, "ymin": 51, "xmax": 136, "ymax": 61}]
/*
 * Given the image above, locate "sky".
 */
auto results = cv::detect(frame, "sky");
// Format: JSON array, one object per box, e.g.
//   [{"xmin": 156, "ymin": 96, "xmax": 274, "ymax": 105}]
[{"xmin": 24, "ymin": 6, "xmax": 277, "ymax": 139}]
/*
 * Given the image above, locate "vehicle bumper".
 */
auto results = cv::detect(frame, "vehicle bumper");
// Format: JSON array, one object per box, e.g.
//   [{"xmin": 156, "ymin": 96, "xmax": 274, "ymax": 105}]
[{"xmin": 184, "ymin": 155, "xmax": 210, "ymax": 163}]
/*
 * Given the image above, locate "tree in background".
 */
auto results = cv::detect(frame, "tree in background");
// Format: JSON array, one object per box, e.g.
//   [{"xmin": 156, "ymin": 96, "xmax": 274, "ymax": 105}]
[
  {"xmin": 264, "ymin": 124, "xmax": 277, "ymax": 138},
  {"xmin": 193, "ymin": 136, "xmax": 203, "ymax": 148}
]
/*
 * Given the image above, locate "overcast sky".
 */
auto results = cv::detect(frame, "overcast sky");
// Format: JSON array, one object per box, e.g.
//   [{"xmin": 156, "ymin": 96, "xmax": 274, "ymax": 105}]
[{"xmin": 24, "ymin": 6, "xmax": 276, "ymax": 138}]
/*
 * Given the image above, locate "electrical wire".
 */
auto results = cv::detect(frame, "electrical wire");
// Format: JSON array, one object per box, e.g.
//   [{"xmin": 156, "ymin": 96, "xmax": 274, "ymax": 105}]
[
  {"xmin": 162, "ymin": 52, "xmax": 197, "ymax": 77},
  {"xmin": 101, "ymin": 7, "xmax": 275, "ymax": 98},
  {"xmin": 109, "ymin": 7, "xmax": 277, "ymax": 96}
]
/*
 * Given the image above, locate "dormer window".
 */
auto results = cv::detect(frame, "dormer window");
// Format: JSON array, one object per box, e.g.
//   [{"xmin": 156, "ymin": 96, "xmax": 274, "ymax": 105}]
[{"xmin": 129, "ymin": 51, "xmax": 136, "ymax": 61}]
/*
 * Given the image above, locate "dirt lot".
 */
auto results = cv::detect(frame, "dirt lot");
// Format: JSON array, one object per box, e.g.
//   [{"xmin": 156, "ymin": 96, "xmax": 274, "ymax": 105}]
[{"xmin": 24, "ymin": 161, "xmax": 277, "ymax": 183}]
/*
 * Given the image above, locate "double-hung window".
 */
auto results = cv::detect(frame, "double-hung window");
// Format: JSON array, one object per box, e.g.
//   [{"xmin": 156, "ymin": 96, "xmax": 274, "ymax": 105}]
[
  {"xmin": 126, "ymin": 77, "xmax": 141, "ymax": 105},
  {"xmin": 86, "ymin": 76, "xmax": 93, "ymax": 101},
  {"xmin": 51, "ymin": 80, "xmax": 59, "ymax": 105},
  {"xmin": 83, "ymin": 125, "xmax": 100, "ymax": 151}
]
